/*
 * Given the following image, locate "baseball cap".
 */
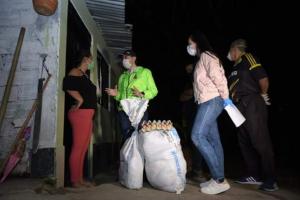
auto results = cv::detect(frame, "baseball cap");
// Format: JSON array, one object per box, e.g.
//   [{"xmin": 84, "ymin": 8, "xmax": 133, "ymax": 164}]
[{"xmin": 122, "ymin": 50, "xmax": 136, "ymax": 57}]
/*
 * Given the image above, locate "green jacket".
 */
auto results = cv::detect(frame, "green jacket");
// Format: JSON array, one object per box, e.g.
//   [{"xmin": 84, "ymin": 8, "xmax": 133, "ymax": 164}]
[{"xmin": 115, "ymin": 66, "xmax": 158, "ymax": 101}]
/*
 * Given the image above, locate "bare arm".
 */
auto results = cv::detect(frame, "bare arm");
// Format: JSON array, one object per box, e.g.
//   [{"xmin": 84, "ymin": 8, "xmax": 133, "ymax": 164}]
[
  {"xmin": 105, "ymin": 85, "xmax": 118, "ymax": 97},
  {"xmin": 259, "ymin": 77, "xmax": 269, "ymax": 94},
  {"xmin": 67, "ymin": 90, "xmax": 83, "ymax": 110},
  {"xmin": 259, "ymin": 77, "xmax": 271, "ymax": 105},
  {"xmin": 66, "ymin": 68, "xmax": 84, "ymax": 110}
]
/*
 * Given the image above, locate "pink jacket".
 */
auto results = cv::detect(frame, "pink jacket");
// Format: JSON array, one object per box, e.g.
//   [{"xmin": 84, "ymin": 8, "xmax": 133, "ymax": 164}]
[{"xmin": 193, "ymin": 52, "xmax": 229, "ymax": 104}]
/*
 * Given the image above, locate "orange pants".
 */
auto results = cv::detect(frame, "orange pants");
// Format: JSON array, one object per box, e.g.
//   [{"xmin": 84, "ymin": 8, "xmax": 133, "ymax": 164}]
[{"xmin": 68, "ymin": 109, "xmax": 94, "ymax": 184}]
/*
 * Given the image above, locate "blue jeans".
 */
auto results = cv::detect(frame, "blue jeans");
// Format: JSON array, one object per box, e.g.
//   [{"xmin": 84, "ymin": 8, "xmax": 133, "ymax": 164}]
[
  {"xmin": 191, "ymin": 96, "xmax": 224, "ymax": 181},
  {"xmin": 118, "ymin": 110, "xmax": 148, "ymax": 140}
]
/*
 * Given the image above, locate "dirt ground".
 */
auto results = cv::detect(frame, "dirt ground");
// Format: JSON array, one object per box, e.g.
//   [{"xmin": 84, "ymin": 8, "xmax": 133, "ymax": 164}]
[{"xmin": 1, "ymin": 176, "xmax": 299, "ymax": 200}]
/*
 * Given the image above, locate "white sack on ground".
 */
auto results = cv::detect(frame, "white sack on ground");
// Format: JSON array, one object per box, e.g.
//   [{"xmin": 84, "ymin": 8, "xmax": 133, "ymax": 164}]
[
  {"xmin": 119, "ymin": 130, "xmax": 143, "ymax": 189},
  {"xmin": 119, "ymin": 99, "xmax": 148, "ymax": 189},
  {"xmin": 140, "ymin": 128, "xmax": 187, "ymax": 194}
]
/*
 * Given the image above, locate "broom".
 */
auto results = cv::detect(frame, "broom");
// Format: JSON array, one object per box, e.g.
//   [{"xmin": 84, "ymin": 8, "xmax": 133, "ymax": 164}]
[{"xmin": 0, "ymin": 73, "xmax": 51, "ymax": 182}]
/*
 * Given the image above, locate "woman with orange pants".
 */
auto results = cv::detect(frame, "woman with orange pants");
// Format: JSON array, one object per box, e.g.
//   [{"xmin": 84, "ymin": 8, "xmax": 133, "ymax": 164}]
[{"xmin": 63, "ymin": 49, "xmax": 97, "ymax": 188}]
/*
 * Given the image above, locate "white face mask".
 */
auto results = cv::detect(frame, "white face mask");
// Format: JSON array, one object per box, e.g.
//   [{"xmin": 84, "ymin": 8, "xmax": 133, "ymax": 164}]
[
  {"xmin": 122, "ymin": 59, "xmax": 131, "ymax": 69},
  {"xmin": 187, "ymin": 45, "xmax": 197, "ymax": 56},
  {"xmin": 227, "ymin": 52, "xmax": 233, "ymax": 61}
]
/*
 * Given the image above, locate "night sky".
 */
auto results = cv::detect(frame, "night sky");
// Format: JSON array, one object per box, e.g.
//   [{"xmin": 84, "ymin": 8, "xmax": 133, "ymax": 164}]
[{"xmin": 125, "ymin": 0, "xmax": 299, "ymax": 173}]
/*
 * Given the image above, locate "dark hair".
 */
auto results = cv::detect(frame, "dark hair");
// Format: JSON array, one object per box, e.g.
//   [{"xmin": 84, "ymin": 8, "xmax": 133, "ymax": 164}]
[
  {"xmin": 75, "ymin": 49, "xmax": 91, "ymax": 67},
  {"xmin": 189, "ymin": 30, "xmax": 221, "ymax": 64},
  {"xmin": 189, "ymin": 30, "xmax": 216, "ymax": 56}
]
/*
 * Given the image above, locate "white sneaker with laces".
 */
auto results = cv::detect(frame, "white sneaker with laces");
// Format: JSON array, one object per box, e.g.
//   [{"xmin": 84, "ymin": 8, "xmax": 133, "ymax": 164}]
[
  {"xmin": 201, "ymin": 179, "xmax": 230, "ymax": 195},
  {"xmin": 200, "ymin": 178, "xmax": 213, "ymax": 188}
]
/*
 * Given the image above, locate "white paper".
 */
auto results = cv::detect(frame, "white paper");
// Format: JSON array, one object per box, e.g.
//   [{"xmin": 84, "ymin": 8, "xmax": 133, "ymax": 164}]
[{"xmin": 224, "ymin": 104, "xmax": 246, "ymax": 127}]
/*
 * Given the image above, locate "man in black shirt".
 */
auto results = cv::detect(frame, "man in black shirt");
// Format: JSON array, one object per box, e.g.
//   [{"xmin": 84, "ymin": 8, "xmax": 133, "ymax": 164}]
[{"xmin": 227, "ymin": 39, "xmax": 277, "ymax": 191}]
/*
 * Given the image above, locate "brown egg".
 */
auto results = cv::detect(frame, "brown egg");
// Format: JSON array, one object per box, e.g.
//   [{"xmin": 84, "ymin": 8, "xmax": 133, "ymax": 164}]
[
  {"xmin": 151, "ymin": 120, "xmax": 157, "ymax": 130},
  {"xmin": 145, "ymin": 124, "xmax": 151, "ymax": 132},
  {"xmin": 157, "ymin": 120, "xmax": 162, "ymax": 130}
]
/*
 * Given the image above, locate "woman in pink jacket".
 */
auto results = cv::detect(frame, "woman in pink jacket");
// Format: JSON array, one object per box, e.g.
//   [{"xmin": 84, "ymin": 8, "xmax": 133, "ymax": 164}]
[{"xmin": 187, "ymin": 30, "xmax": 232, "ymax": 195}]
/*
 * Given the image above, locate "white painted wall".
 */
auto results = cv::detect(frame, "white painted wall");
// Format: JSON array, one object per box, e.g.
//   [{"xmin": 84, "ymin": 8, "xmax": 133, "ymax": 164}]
[
  {"xmin": 0, "ymin": 0, "xmax": 121, "ymax": 176},
  {"xmin": 0, "ymin": 0, "xmax": 60, "ymax": 172}
]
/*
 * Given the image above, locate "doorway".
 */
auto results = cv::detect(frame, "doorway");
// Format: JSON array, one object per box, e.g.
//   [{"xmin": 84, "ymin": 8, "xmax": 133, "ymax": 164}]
[{"xmin": 64, "ymin": 2, "xmax": 91, "ymax": 186}]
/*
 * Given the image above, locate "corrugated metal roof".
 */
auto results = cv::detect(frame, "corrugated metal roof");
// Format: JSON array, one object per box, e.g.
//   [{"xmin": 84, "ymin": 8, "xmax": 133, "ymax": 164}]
[{"xmin": 85, "ymin": 0, "xmax": 132, "ymax": 58}]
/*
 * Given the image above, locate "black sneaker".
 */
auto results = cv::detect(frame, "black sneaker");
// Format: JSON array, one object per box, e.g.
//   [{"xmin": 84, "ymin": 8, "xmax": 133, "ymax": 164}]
[
  {"xmin": 259, "ymin": 180, "xmax": 279, "ymax": 192},
  {"xmin": 235, "ymin": 176, "xmax": 262, "ymax": 185}
]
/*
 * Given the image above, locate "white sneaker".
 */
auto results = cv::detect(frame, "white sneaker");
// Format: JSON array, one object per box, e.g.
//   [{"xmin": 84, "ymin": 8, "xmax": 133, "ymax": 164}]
[
  {"xmin": 201, "ymin": 179, "xmax": 230, "ymax": 195},
  {"xmin": 200, "ymin": 178, "xmax": 213, "ymax": 188}
]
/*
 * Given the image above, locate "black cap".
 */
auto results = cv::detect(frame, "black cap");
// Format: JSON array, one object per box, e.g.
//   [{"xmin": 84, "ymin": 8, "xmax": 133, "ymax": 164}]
[{"xmin": 122, "ymin": 49, "xmax": 136, "ymax": 57}]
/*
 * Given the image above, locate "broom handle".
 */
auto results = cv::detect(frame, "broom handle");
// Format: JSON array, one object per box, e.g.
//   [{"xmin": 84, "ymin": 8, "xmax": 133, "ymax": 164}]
[
  {"xmin": 0, "ymin": 74, "xmax": 51, "ymax": 174},
  {"xmin": 0, "ymin": 27, "xmax": 25, "ymax": 131},
  {"xmin": 16, "ymin": 74, "xmax": 52, "ymax": 140}
]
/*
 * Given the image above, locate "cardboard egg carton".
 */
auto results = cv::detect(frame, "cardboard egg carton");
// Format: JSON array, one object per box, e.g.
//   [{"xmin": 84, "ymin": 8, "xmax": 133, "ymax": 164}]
[{"xmin": 140, "ymin": 120, "xmax": 173, "ymax": 133}]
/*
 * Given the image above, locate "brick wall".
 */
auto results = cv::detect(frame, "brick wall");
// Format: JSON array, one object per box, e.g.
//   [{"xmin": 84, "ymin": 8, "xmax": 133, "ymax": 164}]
[{"xmin": 0, "ymin": 0, "xmax": 61, "ymax": 173}]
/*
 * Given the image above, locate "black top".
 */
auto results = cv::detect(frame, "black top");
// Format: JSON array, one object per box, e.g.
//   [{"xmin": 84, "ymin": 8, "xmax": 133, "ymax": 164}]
[
  {"xmin": 63, "ymin": 75, "xmax": 97, "ymax": 109},
  {"xmin": 228, "ymin": 53, "xmax": 267, "ymax": 101}
]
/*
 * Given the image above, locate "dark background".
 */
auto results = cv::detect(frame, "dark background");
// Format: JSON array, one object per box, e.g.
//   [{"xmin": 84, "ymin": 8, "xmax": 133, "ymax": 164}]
[{"xmin": 125, "ymin": 0, "xmax": 299, "ymax": 180}]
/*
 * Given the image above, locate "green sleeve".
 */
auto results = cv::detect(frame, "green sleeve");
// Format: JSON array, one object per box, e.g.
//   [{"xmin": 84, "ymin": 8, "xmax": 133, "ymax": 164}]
[
  {"xmin": 114, "ymin": 75, "xmax": 123, "ymax": 101},
  {"xmin": 143, "ymin": 69, "xmax": 158, "ymax": 99}
]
